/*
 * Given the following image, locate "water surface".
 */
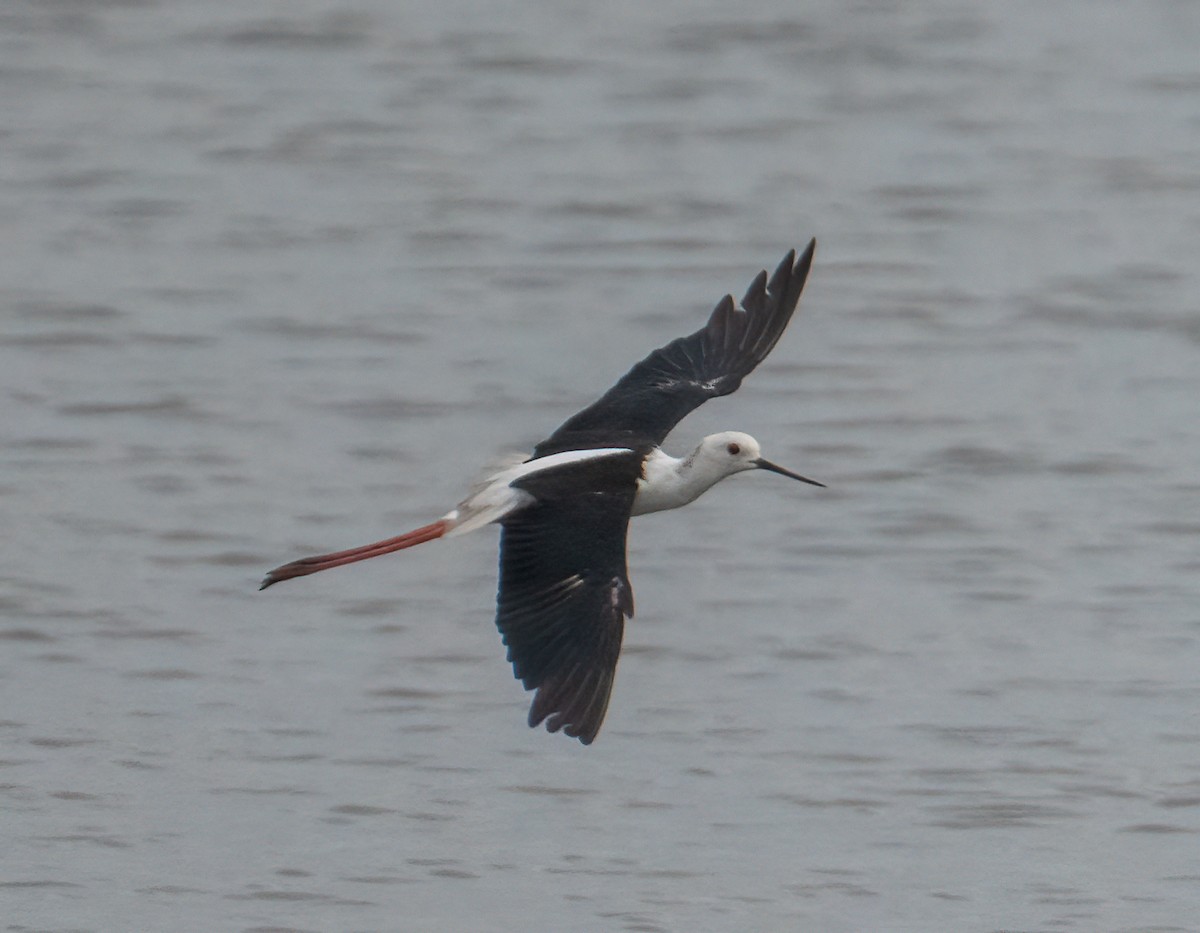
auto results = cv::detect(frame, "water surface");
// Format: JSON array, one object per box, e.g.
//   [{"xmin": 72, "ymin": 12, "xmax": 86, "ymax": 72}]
[{"xmin": 2, "ymin": 2, "xmax": 1199, "ymax": 931}]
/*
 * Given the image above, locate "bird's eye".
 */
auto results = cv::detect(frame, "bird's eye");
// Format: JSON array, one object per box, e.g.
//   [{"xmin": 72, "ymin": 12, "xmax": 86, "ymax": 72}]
[{"xmin": 726, "ymin": 442, "xmax": 740, "ymax": 455}]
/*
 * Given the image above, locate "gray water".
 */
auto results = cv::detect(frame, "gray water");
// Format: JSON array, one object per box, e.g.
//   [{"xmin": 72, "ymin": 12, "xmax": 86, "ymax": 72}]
[{"xmin": 3, "ymin": 2, "xmax": 1199, "ymax": 931}]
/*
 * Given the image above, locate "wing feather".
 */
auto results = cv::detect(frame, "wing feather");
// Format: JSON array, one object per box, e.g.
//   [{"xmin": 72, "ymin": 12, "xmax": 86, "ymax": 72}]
[
  {"xmin": 495, "ymin": 453, "xmax": 640, "ymax": 744},
  {"xmin": 534, "ymin": 241, "xmax": 815, "ymax": 455}
]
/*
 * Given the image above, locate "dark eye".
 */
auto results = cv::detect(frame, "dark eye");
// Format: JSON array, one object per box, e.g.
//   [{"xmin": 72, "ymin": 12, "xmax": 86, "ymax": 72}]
[{"xmin": 726, "ymin": 442, "xmax": 740, "ymax": 455}]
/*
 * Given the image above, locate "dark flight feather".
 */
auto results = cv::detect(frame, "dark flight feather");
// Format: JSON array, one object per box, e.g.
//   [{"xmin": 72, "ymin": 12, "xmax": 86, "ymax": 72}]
[
  {"xmin": 495, "ymin": 451, "xmax": 641, "ymax": 743},
  {"xmin": 535, "ymin": 240, "xmax": 815, "ymax": 457}
]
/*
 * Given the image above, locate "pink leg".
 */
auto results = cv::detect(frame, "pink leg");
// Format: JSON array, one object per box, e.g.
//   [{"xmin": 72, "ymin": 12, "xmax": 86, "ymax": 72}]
[{"xmin": 260, "ymin": 520, "xmax": 448, "ymax": 590}]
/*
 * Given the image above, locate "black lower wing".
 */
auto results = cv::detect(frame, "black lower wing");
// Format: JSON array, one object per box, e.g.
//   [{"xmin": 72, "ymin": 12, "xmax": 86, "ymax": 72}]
[
  {"xmin": 535, "ymin": 241, "xmax": 815, "ymax": 456},
  {"xmin": 496, "ymin": 454, "xmax": 641, "ymax": 744}
]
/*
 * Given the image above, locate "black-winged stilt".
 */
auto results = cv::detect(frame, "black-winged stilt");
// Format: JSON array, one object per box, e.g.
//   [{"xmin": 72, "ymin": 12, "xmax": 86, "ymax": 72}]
[{"xmin": 262, "ymin": 240, "xmax": 823, "ymax": 744}]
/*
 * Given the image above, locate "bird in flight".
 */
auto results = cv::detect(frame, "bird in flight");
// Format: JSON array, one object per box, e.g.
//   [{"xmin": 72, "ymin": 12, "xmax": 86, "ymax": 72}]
[{"xmin": 262, "ymin": 240, "xmax": 823, "ymax": 744}]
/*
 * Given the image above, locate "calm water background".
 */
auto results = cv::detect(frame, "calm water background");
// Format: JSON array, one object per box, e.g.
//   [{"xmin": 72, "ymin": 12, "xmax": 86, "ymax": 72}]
[{"xmin": 3, "ymin": 2, "xmax": 1199, "ymax": 931}]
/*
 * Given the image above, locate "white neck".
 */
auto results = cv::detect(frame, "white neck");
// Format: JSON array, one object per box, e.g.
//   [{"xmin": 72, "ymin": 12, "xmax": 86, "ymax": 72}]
[{"xmin": 632, "ymin": 447, "xmax": 736, "ymax": 516}]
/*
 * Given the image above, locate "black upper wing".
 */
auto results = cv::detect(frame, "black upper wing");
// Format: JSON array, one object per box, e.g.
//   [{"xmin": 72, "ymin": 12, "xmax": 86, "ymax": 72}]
[
  {"xmin": 495, "ymin": 451, "xmax": 642, "ymax": 744},
  {"xmin": 535, "ymin": 241, "xmax": 815, "ymax": 456}
]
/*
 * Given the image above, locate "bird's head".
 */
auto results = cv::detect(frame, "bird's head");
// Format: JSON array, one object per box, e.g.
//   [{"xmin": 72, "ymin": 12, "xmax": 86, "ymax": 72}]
[{"xmin": 699, "ymin": 431, "xmax": 825, "ymax": 487}]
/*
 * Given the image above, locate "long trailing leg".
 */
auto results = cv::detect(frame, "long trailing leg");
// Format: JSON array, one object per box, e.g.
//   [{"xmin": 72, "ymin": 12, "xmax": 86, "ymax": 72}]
[{"xmin": 260, "ymin": 520, "xmax": 449, "ymax": 589}]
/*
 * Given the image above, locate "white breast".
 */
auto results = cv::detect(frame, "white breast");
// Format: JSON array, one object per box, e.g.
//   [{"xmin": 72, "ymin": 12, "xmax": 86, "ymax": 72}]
[{"xmin": 631, "ymin": 448, "xmax": 690, "ymax": 516}]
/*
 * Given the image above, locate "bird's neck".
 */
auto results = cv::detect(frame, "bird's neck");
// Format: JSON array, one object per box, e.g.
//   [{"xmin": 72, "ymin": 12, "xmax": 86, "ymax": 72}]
[{"xmin": 632, "ymin": 446, "xmax": 728, "ymax": 516}]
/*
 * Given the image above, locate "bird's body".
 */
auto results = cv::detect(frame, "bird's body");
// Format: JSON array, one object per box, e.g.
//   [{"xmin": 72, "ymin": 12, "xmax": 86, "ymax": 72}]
[{"xmin": 262, "ymin": 241, "xmax": 822, "ymax": 744}]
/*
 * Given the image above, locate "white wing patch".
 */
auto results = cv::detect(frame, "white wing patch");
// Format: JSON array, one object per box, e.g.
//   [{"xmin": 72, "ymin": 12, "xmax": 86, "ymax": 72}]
[
  {"xmin": 507, "ymin": 447, "xmax": 633, "ymax": 482},
  {"xmin": 442, "ymin": 447, "xmax": 634, "ymax": 538}
]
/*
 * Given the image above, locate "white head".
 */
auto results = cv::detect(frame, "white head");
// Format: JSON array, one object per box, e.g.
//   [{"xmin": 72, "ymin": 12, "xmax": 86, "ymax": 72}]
[
  {"xmin": 634, "ymin": 430, "xmax": 824, "ymax": 516},
  {"xmin": 696, "ymin": 431, "xmax": 825, "ymax": 486}
]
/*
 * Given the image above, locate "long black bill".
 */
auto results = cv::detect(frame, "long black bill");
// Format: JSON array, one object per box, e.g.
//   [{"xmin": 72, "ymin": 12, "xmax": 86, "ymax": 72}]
[{"xmin": 755, "ymin": 458, "xmax": 826, "ymax": 488}]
